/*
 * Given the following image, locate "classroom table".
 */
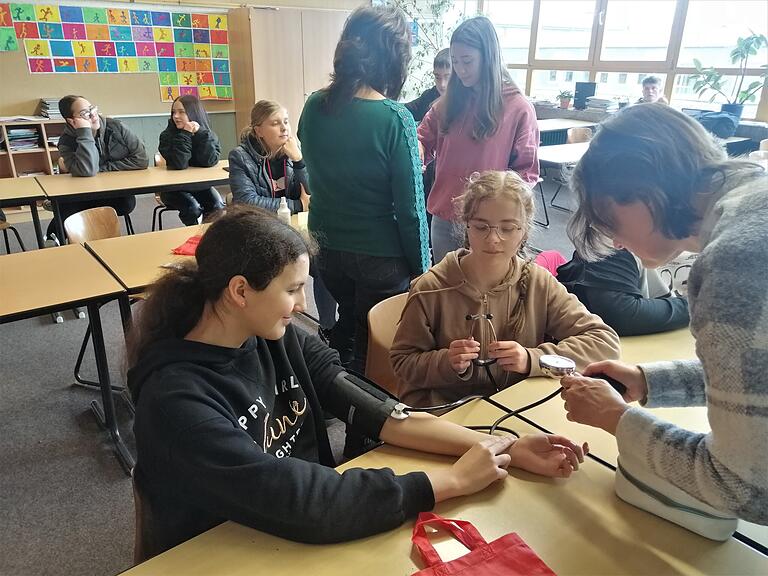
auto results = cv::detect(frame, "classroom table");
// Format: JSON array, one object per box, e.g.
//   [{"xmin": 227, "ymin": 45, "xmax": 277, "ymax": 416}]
[
  {"xmin": 537, "ymin": 118, "xmax": 596, "ymax": 146},
  {"xmin": 0, "ymin": 176, "xmax": 46, "ymax": 248},
  {"xmin": 0, "ymin": 244, "xmax": 134, "ymax": 472},
  {"xmin": 85, "ymin": 224, "xmax": 208, "ymax": 296},
  {"xmin": 36, "ymin": 160, "xmax": 229, "ymax": 241},
  {"xmin": 486, "ymin": 328, "xmax": 768, "ymax": 551},
  {"xmin": 538, "ymin": 141, "xmax": 590, "ymax": 168},
  {"xmin": 120, "ymin": 397, "xmax": 767, "ymax": 575}
]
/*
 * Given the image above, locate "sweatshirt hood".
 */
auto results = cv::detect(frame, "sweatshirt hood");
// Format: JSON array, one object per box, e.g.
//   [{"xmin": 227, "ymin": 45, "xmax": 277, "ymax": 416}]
[
  {"xmin": 239, "ymin": 132, "xmax": 268, "ymax": 160},
  {"xmin": 127, "ymin": 337, "xmax": 256, "ymax": 402}
]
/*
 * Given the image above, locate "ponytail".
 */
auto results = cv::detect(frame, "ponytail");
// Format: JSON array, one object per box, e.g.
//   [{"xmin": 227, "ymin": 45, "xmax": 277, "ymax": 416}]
[{"xmin": 126, "ymin": 263, "xmax": 206, "ymax": 400}]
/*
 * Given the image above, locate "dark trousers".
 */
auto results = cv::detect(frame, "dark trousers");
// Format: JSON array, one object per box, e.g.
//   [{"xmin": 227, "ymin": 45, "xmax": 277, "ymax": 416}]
[
  {"xmin": 46, "ymin": 195, "xmax": 136, "ymax": 239},
  {"xmin": 317, "ymin": 248, "xmax": 410, "ymax": 374},
  {"xmin": 160, "ymin": 187, "xmax": 225, "ymax": 226}
]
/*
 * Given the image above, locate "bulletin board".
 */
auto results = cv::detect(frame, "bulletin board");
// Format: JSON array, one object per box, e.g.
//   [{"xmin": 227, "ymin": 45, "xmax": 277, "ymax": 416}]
[{"xmin": 0, "ymin": 1, "xmax": 236, "ymax": 116}]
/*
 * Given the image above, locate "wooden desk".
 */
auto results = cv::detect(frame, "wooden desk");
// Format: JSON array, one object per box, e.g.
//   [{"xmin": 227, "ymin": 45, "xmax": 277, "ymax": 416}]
[
  {"xmin": 538, "ymin": 142, "xmax": 590, "ymax": 167},
  {"xmin": 488, "ymin": 329, "xmax": 767, "ymax": 549},
  {"xmin": 36, "ymin": 161, "xmax": 228, "ymax": 241},
  {"xmin": 122, "ymin": 399, "xmax": 766, "ymax": 575},
  {"xmin": 537, "ymin": 118, "xmax": 596, "ymax": 132},
  {"xmin": 86, "ymin": 225, "xmax": 207, "ymax": 294},
  {"xmin": 0, "ymin": 177, "xmax": 46, "ymax": 248},
  {"xmin": 0, "ymin": 244, "xmax": 133, "ymax": 472}
]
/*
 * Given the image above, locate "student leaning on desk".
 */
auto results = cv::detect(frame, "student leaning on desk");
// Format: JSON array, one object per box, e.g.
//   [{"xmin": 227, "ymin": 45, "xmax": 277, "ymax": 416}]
[
  {"xmin": 50, "ymin": 95, "xmax": 148, "ymax": 237},
  {"xmin": 125, "ymin": 206, "xmax": 587, "ymax": 559},
  {"xmin": 560, "ymin": 103, "xmax": 768, "ymax": 525}
]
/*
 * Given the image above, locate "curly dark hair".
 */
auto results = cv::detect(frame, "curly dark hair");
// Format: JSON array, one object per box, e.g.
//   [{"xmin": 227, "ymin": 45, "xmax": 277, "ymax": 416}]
[
  {"xmin": 125, "ymin": 206, "xmax": 316, "ymax": 400},
  {"xmin": 321, "ymin": 6, "xmax": 411, "ymax": 112}
]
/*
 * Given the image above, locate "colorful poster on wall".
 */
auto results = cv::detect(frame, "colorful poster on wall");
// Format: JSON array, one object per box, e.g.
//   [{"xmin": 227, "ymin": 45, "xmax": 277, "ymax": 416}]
[{"xmin": 6, "ymin": 3, "xmax": 232, "ymax": 100}]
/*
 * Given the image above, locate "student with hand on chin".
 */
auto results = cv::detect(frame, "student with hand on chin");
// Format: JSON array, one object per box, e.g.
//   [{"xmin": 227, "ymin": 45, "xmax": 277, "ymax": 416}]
[{"xmin": 52, "ymin": 95, "xmax": 148, "ymax": 237}]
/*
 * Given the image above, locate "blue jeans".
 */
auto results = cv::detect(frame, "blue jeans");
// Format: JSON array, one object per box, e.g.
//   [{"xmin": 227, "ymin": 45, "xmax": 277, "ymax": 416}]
[
  {"xmin": 317, "ymin": 248, "xmax": 410, "ymax": 373},
  {"xmin": 160, "ymin": 187, "xmax": 225, "ymax": 226},
  {"xmin": 311, "ymin": 267, "xmax": 337, "ymax": 330},
  {"xmin": 430, "ymin": 214, "xmax": 464, "ymax": 264}
]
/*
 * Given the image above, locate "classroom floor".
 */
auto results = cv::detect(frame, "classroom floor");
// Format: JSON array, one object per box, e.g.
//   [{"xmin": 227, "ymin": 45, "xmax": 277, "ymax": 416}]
[{"xmin": 0, "ymin": 178, "xmax": 575, "ymax": 576}]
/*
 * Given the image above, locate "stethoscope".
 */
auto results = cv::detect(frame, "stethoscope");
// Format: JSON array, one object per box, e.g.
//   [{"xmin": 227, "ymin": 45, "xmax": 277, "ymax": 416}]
[{"xmin": 391, "ymin": 353, "xmax": 625, "ymax": 438}]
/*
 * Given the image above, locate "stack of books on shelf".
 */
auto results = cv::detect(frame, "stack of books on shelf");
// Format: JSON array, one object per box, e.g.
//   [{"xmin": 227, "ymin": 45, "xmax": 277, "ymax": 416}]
[
  {"xmin": 46, "ymin": 134, "xmax": 60, "ymax": 148},
  {"xmin": 39, "ymin": 97, "xmax": 63, "ymax": 120},
  {"xmin": 5, "ymin": 127, "xmax": 40, "ymax": 151},
  {"xmin": 585, "ymin": 97, "xmax": 618, "ymax": 113}
]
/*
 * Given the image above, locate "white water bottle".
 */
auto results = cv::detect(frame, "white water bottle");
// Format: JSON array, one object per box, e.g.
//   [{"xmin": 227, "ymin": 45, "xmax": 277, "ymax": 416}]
[{"xmin": 277, "ymin": 196, "xmax": 291, "ymax": 226}]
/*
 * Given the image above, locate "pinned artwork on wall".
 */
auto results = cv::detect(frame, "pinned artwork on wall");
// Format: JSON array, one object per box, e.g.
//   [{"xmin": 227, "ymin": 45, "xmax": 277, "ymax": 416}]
[{"xmin": 1, "ymin": 2, "xmax": 232, "ymax": 101}]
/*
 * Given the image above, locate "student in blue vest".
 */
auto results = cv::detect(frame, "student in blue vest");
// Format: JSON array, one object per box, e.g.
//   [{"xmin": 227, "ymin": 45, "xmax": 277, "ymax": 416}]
[
  {"xmin": 127, "ymin": 205, "xmax": 587, "ymax": 558},
  {"xmin": 158, "ymin": 95, "xmax": 225, "ymax": 225}
]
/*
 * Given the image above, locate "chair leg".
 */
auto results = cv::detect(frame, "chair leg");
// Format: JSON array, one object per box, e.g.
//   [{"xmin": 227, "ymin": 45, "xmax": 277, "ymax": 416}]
[
  {"xmin": 533, "ymin": 180, "xmax": 550, "ymax": 228},
  {"xmin": 549, "ymin": 183, "xmax": 573, "ymax": 213},
  {"xmin": 151, "ymin": 205, "xmax": 162, "ymax": 232},
  {"xmin": 158, "ymin": 207, "xmax": 172, "ymax": 231},
  {"xmin": 2, "ymin": 229, "xmax": 10, "ymax": 254},
  {"xmin": 10, "ymin": 226, "xmax": 27, "ymax": 251},
  {"xmin": 124, "ymin": 214, "xmax": 135, "ymax": 235}
]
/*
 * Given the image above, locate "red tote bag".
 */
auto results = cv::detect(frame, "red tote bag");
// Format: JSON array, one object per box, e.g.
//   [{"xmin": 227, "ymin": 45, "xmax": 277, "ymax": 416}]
[{"xmin": 411, "ymin": 512, "xmax": 556, "ymax": 576}]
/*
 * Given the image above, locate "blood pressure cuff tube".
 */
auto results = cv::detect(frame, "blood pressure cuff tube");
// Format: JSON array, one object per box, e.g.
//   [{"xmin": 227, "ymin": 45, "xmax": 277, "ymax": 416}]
[{"xmin": 331, "ymin": 371, "xmax": 400, "ymax": 440}]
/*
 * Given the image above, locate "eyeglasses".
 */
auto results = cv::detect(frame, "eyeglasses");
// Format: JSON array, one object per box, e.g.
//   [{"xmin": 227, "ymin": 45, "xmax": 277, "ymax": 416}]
[
  {"xmin": 467, "ymin": 221, "xmax": 523, "ymax": 240},
  {"xmin": 76, "ymin": 105, "xmax": 98, "ymax": 120}
]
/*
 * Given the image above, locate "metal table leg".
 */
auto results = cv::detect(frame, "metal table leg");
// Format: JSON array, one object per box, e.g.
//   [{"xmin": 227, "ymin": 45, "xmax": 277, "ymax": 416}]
[
  {"xmin": 87, "ymin": 301, "xmax": 135, "ymax": 475},
  {"xmin": 29, "ymin": 200, "xmax": 44, "ymax": 248},
  {"xmin": 51, "ymin": 199, "xmax": 65, "ymax": 243}
]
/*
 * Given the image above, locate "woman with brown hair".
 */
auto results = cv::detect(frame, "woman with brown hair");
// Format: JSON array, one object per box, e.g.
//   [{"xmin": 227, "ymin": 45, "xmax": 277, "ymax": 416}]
[
  {"xmin": 418, "ymin": 17, "xmax": 540, "ymax": 264},
  {"xmin": 228, "ymin": 100, "xmax": 309, "ymax": 212}
]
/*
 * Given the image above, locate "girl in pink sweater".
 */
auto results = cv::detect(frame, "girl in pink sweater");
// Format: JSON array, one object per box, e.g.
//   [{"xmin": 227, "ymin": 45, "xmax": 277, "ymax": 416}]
[{"xmin": 419, "ymin": 17, "xmax": 539, "ymax": 264}]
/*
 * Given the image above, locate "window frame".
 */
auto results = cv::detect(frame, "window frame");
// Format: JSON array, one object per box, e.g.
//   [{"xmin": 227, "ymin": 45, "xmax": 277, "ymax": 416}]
[{"xmin": 476, "ymin": 0, "xmax": 768, "ymax": 120}]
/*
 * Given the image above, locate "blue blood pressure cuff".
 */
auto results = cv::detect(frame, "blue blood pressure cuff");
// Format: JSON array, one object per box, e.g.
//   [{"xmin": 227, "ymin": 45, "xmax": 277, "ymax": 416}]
[{"xmin": 332, "ymin": 371, "xmax": 402, "ymax": 439}]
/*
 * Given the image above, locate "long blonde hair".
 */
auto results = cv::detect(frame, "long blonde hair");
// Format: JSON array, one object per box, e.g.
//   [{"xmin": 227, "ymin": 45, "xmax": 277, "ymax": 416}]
[{"xmin": 241, "ymin": 100, "xmax": 284, "ymax": 158}]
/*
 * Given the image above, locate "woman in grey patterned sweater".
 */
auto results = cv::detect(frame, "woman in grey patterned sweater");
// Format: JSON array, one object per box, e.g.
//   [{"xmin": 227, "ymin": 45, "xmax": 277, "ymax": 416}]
[{"xmin": 559, "ymin": 103, "xmax": 767, "ymax": 524}]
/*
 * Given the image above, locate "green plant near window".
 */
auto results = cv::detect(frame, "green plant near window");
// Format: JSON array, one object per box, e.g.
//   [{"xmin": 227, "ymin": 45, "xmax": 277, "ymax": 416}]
[
  {"xmin": 690, "ymin": 33, "xmax": 768, "ymax": 105},
  {"xmin": 379, "ymin": 0, "xmax": 473, "ymax": 100},
  {"xmin": 557, "ymin": 90, "xmax": 573, "ymax": 100}
]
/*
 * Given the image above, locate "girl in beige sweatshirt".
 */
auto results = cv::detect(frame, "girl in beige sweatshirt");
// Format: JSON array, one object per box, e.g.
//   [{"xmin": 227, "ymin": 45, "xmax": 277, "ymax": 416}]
[{"xmin": 391, "ymin": 170, "xmax": 620, "ymax": 407}]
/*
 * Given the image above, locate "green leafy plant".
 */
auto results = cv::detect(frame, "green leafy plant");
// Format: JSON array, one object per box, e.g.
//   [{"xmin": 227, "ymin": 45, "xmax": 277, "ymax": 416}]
[
  {"xmin": 557, "ymin": 90, "xmax": 573, "ymax": 100},
  {"xmin": 379, "ymin": 0, "xmax": 473, "ymax": 100},
  {"xmin": 691, "ymin": 33, "xmax": 768, "ymax": 105}
]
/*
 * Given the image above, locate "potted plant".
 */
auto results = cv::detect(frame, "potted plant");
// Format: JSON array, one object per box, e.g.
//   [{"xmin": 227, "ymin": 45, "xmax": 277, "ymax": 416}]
[
  {"xmin": 557, "ymin": 90, "xmax": 573, "ymax": 110},
  {"xmin": 690, "ymin": 32, "xmax": 768, "ymax": 119}
]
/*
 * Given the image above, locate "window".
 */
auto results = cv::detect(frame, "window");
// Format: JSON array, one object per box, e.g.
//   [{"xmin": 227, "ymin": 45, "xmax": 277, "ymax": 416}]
[
  {"xmin": 599, "ymin": 0, "xmax": 675, "ymax": 61},
  {"xmin": 672, "ymin": 74, "xmax": 764, "ymax": 119},
  {"xmin": 678, "ymin": 1, "xmax": 768, "ymax": 68},
  {"xmin": 637, "ymin": 74, "xmax": 647, "ymax": 84},
  {"xmin": 531, "ymin": 69, "xmax": 590, "ymax": 101},
  {"xmin": 507, "ymin": 68, "xmax": 528, "ymax": 92},
  {"xmin": 598, "ymin": 71, "xmax": 666, "ymax": 101},
  {"xmin": 549, "ymin": 70, "xmax": 558, "ymax": 81},
  {"xmin": 486, "ymin": 0, "xmax": 534, "ymax": 65},
  {"xmin": 565, "ymin": 71, "xmax": 573, "ymax": 82},
  {"xmin": 535, "ymin": 1, "xmax": 596, "ymax": 61}
]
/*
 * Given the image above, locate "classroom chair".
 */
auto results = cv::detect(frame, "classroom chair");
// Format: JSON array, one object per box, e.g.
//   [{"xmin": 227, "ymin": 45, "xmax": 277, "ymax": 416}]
[
  {"xmin": 533, "ymin": 177, "xmax": 549, "ymax": 228},
  {"xmin": 64, "ymin": 207, "xmax": 132, "ymax": 396},
  {"xmin": 549, "ymin": 127, "xmax": 593, "ymax": 213},
  {"xmin": 1, "ymin": 219, "xmax": 27, "ymax": 254},
  {"xmin": 132, "ymin": 474, "xmax": 154, "ymax": 565},
  {"xmin": 151, "ymin": 154, "xmax": 179, "ymax": 231},
  {"xmin": 365, "ymin": 292, "xmax": 408, "ymax": 397}
]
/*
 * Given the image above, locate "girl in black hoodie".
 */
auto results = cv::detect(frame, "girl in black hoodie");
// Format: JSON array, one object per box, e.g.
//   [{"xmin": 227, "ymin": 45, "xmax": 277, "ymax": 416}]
[
  {"xmin": 158, "ymin": 95, "xmax": 225, "ymax": 225},
  {"xmin": 126, "ymin": 205, "xmax": 586, "ymax": 560}
]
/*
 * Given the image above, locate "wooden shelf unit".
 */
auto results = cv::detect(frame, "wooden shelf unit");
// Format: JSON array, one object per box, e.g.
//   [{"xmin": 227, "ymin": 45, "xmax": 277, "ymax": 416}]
[{"xmin": 0, "ymin": 119, "xmax": 66, "ymax": 178}]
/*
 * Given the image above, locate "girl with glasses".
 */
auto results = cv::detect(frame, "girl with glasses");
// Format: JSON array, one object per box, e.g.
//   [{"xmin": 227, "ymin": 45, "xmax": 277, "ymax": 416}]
[{"xmin": 391, "ymin": 170, "xmax": 620, "ymax": 408}]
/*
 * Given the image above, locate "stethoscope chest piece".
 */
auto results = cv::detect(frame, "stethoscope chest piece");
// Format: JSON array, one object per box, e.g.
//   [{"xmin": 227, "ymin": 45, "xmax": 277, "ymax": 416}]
[{"xmin": 539, "ymin": 354, "xmax": 576, "ymax": 379}]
